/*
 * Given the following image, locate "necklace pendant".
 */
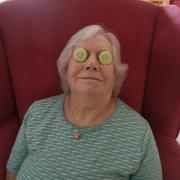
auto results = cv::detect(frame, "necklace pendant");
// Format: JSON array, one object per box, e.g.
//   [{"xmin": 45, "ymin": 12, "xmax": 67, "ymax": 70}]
[{"xmin": 74, "ymin": 130, "xmax": 81, "ymax": 140}]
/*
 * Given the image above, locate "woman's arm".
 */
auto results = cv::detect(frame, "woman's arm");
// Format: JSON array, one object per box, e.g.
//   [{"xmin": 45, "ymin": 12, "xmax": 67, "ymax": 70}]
[
  {"xmin": 6, "ymin": 170, "xmax": 16, "ymax": 180},
  {"xmin": 6, "ymin": 104, "xmax": 33, "ymax": 178},
  {"xmin": 131, "ymin": 123, "xmax": 163, "ymax": 180}
]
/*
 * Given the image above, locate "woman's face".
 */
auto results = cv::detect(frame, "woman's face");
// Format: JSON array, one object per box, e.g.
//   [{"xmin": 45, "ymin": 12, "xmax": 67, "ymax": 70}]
[{"xmin": 66, "ymin": 34, "xmax": 116, "ymax": 96}]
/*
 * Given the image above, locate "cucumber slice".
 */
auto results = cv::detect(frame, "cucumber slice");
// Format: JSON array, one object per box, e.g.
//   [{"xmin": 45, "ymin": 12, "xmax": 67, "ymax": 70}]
[
  {"xmin": 98, "ymin": 51, "xmax": 112, "ymax": 65},
  {"xmin": 73, "ymin": 48, "xmax": 88, "ymax": 62}
]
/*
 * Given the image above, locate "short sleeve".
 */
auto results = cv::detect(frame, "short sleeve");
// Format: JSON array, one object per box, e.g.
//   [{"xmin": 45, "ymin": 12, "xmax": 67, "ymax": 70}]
[
  {"xmin": 131, "ymin": 123, "xmax": 163, "ymax": 180},
  {"xmin": 6, "ymin": 105, "xmax": 32, "ymax": 174}
]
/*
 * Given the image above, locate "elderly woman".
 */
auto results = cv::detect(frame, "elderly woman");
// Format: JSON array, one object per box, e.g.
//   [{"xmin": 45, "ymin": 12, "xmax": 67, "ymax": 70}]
[{"xmin": 6, "ymin": 25, "xmax": 162, "ymax": 180}]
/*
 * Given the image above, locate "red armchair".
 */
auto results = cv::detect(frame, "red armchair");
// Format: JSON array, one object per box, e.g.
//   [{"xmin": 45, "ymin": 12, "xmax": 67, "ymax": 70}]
[{"xmin": 0, "ymin": 0, "xmax": 179, "ymax": 179}]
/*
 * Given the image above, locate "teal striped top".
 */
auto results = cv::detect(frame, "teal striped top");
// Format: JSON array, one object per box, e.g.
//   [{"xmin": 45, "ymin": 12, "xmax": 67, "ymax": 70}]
[{"xmin": 7, "ymin": 94, "xmax": 162, "ymax": 180}]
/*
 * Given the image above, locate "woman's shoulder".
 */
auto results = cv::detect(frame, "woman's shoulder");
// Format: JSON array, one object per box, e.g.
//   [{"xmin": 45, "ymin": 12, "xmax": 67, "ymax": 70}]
[
  {"xmin": 23, "ymin": 93, "xmax": 65, "ymax": 120},
  {"xmin": 107, "ymin": 98, "xmax": 154, "ymax": 150},
  {"xmin": 30, "ymin": 93, "xmax": 65, "ymax": 111},
  {"xmin": 113, "ymin": 98, "xmax": 149, "ymax": 136},
  {"xmin": 22, "ymin": 93, "xmax": 65, "ymax": 127}
]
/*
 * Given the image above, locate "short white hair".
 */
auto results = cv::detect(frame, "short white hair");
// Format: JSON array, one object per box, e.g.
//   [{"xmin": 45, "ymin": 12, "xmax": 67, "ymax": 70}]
[{"xmin": 57, "ymin": 24, "xmax": 128, "ymax": 97}]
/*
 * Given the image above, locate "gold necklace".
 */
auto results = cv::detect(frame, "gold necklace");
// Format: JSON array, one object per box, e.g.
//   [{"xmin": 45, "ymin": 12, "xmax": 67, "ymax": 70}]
[
  {"xmin": 67, "ymin": 96, "xmax": 115, "ymax": 140},
  {"xmin": 67, "ymin": 96, "xmax": 82, "ymax": 140}
]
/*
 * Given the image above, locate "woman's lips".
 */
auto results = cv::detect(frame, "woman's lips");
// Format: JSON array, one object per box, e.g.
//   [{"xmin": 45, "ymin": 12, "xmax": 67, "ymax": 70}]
[{"xmin": 78, "ymin": 77, "xmax": 102, "ymax": 81}]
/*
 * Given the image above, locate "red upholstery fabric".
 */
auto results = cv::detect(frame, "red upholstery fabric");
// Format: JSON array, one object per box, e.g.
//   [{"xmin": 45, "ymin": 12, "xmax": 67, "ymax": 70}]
[
  {"xmin": 154, "ymin": 131, "xmax": 180, "ymax": 180},
  {"xmin": 0, "ymin": 0, "xmax": 159, "ymax": 120},
  {"xmin": 142, "ymin": 5, "xmax": 180, "ymax": 138},
  {"xmin": 0, "ymin": 0, "xmax": 180, "ymax": 180},
  {"xmin": 142, "ymin": 5, "xmax": 180, "ymax": 180},
  {"xmin": 0, "ymin": 35, "xmax": 16, "ymax": 124},
  {"xmin": 0, "ymin": 23, "xmax": 20, "ymax": 180},
  {"xmin": 0, "ymin": 118, "xmax": 20, "ymax": 180}
]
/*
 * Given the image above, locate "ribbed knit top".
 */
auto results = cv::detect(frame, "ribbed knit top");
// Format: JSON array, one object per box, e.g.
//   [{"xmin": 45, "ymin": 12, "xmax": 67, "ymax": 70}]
[{"xmin": 7, "ymin": 94, "xmax": 162, "ymax": 180}]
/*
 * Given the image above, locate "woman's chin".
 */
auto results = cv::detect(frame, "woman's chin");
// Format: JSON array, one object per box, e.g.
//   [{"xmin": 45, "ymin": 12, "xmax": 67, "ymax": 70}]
[{"xmin": 75, "ymin": 87, "xmax": 100, "ymax": 96}]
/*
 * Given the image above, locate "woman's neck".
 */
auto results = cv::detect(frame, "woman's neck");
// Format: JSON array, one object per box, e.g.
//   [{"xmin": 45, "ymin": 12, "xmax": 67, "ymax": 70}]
[{"xmin": 65, "ymin": 93, "xmax": 116, "ymax": 128}]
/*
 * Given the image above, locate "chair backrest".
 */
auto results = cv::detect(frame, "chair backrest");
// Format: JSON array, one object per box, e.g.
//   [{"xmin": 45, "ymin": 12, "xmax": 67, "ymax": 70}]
[
  {"xmin": 0, "ymin": 0, "xmax": 158, "ymax": 120},
  {"xmin": 142, "ymin": 5, "xmax": 180, "ymax": 139}
]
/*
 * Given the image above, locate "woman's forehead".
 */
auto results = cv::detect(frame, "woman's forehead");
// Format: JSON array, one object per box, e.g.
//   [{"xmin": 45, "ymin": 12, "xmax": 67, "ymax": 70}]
[{"xmin": 75, "ymin": 34, "xmax": 112, "ymax": 52}]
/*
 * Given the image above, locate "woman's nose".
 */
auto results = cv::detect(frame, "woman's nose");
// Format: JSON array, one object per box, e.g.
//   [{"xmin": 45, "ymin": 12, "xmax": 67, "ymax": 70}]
[{"xmin": 84, "ymin": 55, "xmax": 99, "ymax": 71}]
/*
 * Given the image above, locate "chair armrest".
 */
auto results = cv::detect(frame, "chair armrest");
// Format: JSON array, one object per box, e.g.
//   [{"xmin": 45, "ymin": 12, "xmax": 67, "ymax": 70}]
[{"xmin": 0, "ymin": 117, "xmax": 20, "ymax": 180}]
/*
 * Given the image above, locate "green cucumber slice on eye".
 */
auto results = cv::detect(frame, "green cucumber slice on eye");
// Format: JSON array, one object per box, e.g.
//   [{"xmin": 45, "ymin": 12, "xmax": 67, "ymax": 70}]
[
  {"xmin": 98, "ymin": 51, "xmax": 112, "ymax": 65},
  {"xmin": 73, "ymin": 48, "xmax": 88, "ymax": 62}
]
